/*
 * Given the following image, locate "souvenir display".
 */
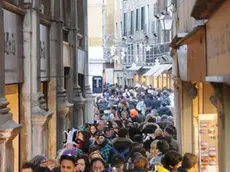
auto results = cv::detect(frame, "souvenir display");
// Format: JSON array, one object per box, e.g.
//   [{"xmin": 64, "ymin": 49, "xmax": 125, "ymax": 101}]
[{"xmin": 199, "ymin": 114, "xmax": 218, "ymax": 172}]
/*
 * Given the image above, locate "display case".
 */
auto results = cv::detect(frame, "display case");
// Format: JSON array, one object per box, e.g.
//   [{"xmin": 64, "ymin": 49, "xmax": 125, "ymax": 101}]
[{"xmin": 198, "ymin": 114, "xmax": 218, "ymax": 172}]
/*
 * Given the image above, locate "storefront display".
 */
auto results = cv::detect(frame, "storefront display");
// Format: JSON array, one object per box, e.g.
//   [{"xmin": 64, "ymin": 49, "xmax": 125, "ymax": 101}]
[
  {"xmin": 5, "ymin": 84, "xmax": 19, "ymax": 172},
  {"xmin": 199, "ymin": 114, "xmax": 218, "ymax": 172}
]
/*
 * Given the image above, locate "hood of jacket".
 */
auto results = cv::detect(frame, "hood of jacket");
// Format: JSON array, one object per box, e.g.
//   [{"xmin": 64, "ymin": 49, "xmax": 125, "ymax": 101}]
[{"xmin": 112, "ymin": 137, "xmax": 133, "ymax": 151}]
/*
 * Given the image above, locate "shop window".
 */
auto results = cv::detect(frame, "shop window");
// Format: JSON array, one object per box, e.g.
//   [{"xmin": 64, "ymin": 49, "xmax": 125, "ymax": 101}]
[
  {"xmin": 130, "ymin": 11, "xmax": 134, "ymax": 35},
  {"xmin": 77, "ymin": 0, "xmax": 85, "ymax": 35},
  {"xmin": 5, "ymin": 84, "xmax": 19, "ymax": 172},
  {"xmin": 63, "ymin": 0, "xmax": 72, "ymax": 28},
  {"xmin": 78, "ymin": 74, "xmax": 85, "ymax": 95},
  {"xmin": 63, "ymin": 30, "xmax": 69, "ymax": 42},
  {"xmin": 64, "ymin": 67, "xmax": 70, "ymax": 90},
  {"xmin": 40, "ymin": 0, "xmax": 51, "ymax": 17},
  {"xmin": 136, "ymin": 9, "xmax": 139, "ymax": 31},
  {"xmin": 40, "ymin": 82, "xmax": 48, "ymax": 110},
  {"xmin": 141, "ymin": 7, "xmax": 145, "ymax": 30},
  {"xmin": 123, "ymin": 13, "xmax": 127, "ymax": 36}
]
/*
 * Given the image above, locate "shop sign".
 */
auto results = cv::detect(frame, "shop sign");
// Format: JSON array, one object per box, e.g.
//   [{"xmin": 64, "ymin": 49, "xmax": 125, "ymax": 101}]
[
  {"xmin": 4, "ymin": 10, "xmax": 23, "ymax": 84},
  {"xmin": 40, "ymin": 24, "xmax": 49, "ymax": 81},
  {"xmin": 92, "ymin": 76, "xmax": 103, "ymax": 93},
  {"xmin": 206, "ymin": 0, "xmax": 230, "ymax": 76}
]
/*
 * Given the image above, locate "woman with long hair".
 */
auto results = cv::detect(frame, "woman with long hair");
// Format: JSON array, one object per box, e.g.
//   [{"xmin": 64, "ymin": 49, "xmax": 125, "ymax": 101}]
[{"xmin": 76, "ymin": 154, "xmax": 90, "ymax": 172}]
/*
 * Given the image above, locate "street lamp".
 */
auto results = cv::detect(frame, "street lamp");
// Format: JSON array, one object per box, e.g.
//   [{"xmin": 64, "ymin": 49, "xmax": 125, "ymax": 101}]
[
  {"xmin": 159, "ymin": 14, "xmax": 173, "ymax": 31},
  {"xmin": 160, "ymin": 14, "xmax": 173, "ymax": 43}
]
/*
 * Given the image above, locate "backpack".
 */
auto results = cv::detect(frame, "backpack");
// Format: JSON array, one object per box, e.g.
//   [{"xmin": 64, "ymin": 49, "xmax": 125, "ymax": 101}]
[{"xmin": 111, "ymin": 147, "xmax": 129, "ymax": 159}]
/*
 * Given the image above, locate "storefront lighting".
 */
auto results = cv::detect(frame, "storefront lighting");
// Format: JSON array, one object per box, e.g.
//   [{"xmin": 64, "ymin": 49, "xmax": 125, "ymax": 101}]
[{"xmin": 160, "ymin": 14, "xmax": 173, "ymax": 31}]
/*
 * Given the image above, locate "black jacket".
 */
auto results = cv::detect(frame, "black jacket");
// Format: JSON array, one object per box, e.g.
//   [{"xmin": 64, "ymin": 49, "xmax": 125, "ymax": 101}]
[{"xmin": 108, "ymin": 137, "xmax": 133, "ymax": 163}]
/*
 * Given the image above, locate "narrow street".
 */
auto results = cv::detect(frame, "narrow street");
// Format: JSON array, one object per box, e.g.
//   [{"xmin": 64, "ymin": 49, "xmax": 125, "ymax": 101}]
[{"xmin": 0, "ymin": 0, "xmax": 228, "ymax": 172}]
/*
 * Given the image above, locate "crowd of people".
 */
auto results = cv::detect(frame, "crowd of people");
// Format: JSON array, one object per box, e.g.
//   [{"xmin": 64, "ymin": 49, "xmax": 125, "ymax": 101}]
[{"xmin": 21, "ymin": 84, "xmax": 198, "ymax": 172}]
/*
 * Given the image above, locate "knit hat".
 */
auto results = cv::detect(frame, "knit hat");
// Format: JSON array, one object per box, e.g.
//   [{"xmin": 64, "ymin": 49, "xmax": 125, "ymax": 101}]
[
  {"xmin": 105, "ymin": 121, "xmax": 113, "ymax": 130},
  {"xmin": 60, "ymin": 149, "xmax": 78, "ymax": 165},
  {"xmin": 30, "ymin": 155, "xmax": 46, "ymax": 168},
  {"xmin": 95, "ymin": 131, "xmax": 106, "ymax": 137},
  {"xmin": 62, "ymin": 148, "xmax": 78, "ymax": 158}
]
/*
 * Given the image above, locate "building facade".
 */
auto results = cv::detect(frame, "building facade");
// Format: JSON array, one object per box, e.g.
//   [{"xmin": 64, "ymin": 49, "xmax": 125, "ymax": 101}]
[
  {"xmin": 113, "ymin": 0, "xmax": 173, "ymax": 88},
  {"xmin": 172, "ymin": 0, "xmax": 230, "ymax": 171},
  {"xmin": 88, "ymin": 0, "xmax": 116, "ymax": 87},
  {"xmin": 0, "ymin": 0, "xmax": 92, "ymax": 171}
]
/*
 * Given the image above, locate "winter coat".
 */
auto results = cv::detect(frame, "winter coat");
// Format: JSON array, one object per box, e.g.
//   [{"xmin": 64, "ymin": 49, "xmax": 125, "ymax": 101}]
[
  {"xmin": 157, "ymin": 107, "xmax": 172, "ymax": 116},
  {"xmin": 176, "ymin": 167, "xmax": 188, "ymax": 172},
  {"xmin": 164, "ymin": 136, "xmax": 179, "ymax": 152},
  {"xmin": 157, "ymin": 166, "xmax": 170, "ymax": 172},
  {"xmin": 90, "ymin": 140, "xmax": 112, "ymax": 164},
  {"xmin": 136, "ymin": 101, "xmax": 146, "ymax": 116},
  {"xmin": 108, "ymin": 137, "xmax": 133, "ymax": 163},
  {"xmin": 127, "ymin": 168, "xmax": 149, "ymax": 172},
  {"xmin": 149, "ymin": 152, "xmax": 164, "ymax": 166}
]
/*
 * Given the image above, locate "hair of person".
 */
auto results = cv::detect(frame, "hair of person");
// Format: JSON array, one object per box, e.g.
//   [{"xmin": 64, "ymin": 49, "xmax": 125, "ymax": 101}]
[
  {"xmin": 164, "ymin": 125, "xmax": 175, "ymax": 136},
  {"xmin": 34, "ymin": 167, "xmax": 51, "ymax": 172},
  {"xmin": 118, "ymin": 127, "xmax": 128, "ymax": 137},
  {"xmin": 128, "ymin": 143, "xmax": 146, "ymax": 157},
  {"xmin": 22, "ymin": 162, "xmax": 36, "ymax": 171},
  {"xmin": 148, "ymin": 116, "xmax": 157, "ymax": 123},
  {"xmin": 110, "ymin": 154, "xmax": 125, "ymax": 168},
  {"xmin": 145, "ymin": 109, "xmax": 152, "ymax": 114},
  {"xmin": 60, "ymin": 155, "xmax": 76, "ymax": 166},
  {"xmin": 30, "ymin": 155, "xmax": 46, "ymax": 169},
  {"xmin": 154, "ymin": 128, "xmax": 163, "ymax": 136},
  {"xmin": 90, "ymin": 157, "xmax": 105, "ymax": 167},
  {"xmin": 131, "ymin": 152, "xmax": 143, "ymax": 162},
  {"xmin": 150, "ymin": 140, "xmax": 159, "ymax": 148},
  {"xmin": 133, "ymin": 156, "xmax": 148, "ymax": 169},
  {"xmin": 182, "ymin": 153, "xmax": 198, "ymax": 169},
  {"xmin": 132, "ymin": 134, "xmax": 142, "ymax": 143},
  {"xmin": 156, "ymin": 140, "xmax": 170, "ymax": 154},
  {"xmin": 161, "ymin": 150, "xmax": 182, "ymax": 171},
  {"xmin": 76, "ymin": 154, "xmax": 90, "ymax": 171},
  {"xmin": 78, "ymin": 131, "xmax": 91, "ymax": 153},
  {"xmin": 88, "ymin": 145, "xmax": 100, "ymax": 155}
]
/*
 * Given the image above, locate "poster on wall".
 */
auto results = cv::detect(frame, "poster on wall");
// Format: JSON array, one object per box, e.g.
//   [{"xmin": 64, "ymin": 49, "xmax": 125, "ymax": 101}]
[{"xmin": 199, "ymin": 114, "xmax": 218, "ymax": 172}]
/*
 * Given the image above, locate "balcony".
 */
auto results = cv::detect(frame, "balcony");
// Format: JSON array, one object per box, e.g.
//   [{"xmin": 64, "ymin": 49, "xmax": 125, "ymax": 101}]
[{"xmin": 146, "ymin": 42, "xmax": 171, "ymax": 64}]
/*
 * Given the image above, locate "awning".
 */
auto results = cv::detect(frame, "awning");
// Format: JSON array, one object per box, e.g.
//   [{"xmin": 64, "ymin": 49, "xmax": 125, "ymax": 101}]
[
  {"xmin": 143, "ymin": 65, "xmax": 161, "ymax": 76},
  {"xmin": 153, "ymin": 64, "xmax": 172, "ymax": 77},
  {"xmin": 143, "ymin": 66, "xmax": 153, "ymax": 69},
  {"xmin": 127, "ymin": 65, "xmax": 142, "ymax": 71},
  {"xmin": 165, "ymin": 64, "xmax": 172, "ymax": 71}
]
